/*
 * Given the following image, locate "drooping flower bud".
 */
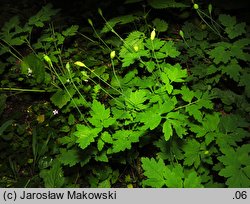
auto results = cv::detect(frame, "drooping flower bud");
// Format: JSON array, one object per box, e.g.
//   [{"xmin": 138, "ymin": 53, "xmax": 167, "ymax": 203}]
[{"xmin": 74, "ymin": 61, "xmax": 87, "ymax": 68}]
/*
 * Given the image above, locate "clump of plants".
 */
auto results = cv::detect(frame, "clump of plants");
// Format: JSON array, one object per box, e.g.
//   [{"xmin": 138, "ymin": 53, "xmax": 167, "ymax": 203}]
[{"xmin": 0, "ymin": 0, "xmax": 249, "ymax": 187}]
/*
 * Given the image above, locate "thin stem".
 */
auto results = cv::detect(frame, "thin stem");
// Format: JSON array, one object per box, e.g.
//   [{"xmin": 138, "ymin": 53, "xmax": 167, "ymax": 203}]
[
  {"xmin": 196, "ymin": 10, "xmax": 223, "ymax": 38},
  {"xmin": 48, "ymin": 63, "xmax": 89, "ymax": 125},
  {"xmin": 111, "ymin": 59, "xmax": 123, "ymax": 93},
  {"xmin": 0, "ymin": 87, "xmax": 55, "ymax": 92},
  {"xmin": 67, "ymin": 67, "xmax": 90, "ymax": 107}
]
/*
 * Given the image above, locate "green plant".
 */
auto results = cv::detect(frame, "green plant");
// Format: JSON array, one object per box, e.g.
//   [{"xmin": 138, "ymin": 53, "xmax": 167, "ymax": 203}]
[{"xmin": 0, "ymin": 0, "xmax": 249, "ymax": 188}]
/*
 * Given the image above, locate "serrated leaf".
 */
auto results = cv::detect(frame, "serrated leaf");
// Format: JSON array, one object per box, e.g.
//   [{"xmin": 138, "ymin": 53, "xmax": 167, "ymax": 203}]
[
  {"xmin": 152, "ymin": 18, "xmax": 168, "ymax": 32},
  {"xmin": 219, "ymin": 14, "xmax": 246, "ymax": 39},
  {"xmin": 141, "ymin": 157, "xmax": 167, "ymax": 187},
  {"xmin": 221, "ymin": 60, "xmax": 242, "ymax": 81},
  {"xmin": 148, "ymin": 0, "xmax": 188, "ymax": 9},
  {"xmin": 183, "ymin": 139, "xmax": 201, "ymax": 167},
  {"xmin": 109, "ymin": 130, "xmax": 142, "ymax": 153},
  {"xmin": 218, "ymin": 144, "xmax": 250, "ymax": 187},
  {"xmin": 21, "ymin": 53, "xmax": 45, "ymax": 83},
  {"xmin": 28, "ymin": 4, "xmax": 59, "ymax": 27},
  {"xmin": 159, "ymin": 41, "xmax": 180, "ymax": 58},
  {"xmin": 174, "ymin": 86, "xmax": 195, "ymax": 103},
  {"xmin": 74, "ymin": 125, "xmax": 102, "ymax": 150},
  {"xmin": 163, "ymin": 120, "xmax": 172, "ymax": 141},
  {"xmin": 163, "ymin": 63, "xmax": 187, "ymax": 82},
  {"xmin": 185, "ymin": 105, "xmax": 203, "ymax": 122},
  {"xmin": 166, "ymin": 112, "xmax": 188, "ymax": 138},
  {"xmin": 62, "ymin": 25, "xmax": 79, "ymax": 36},
  {"xmin": 50, "ymin": 88, "xmax": 75, "ymax": 109},
  {"xmin": 209, "ymin": 44, "xmax": 232, "ymax": 64},
  {"xmin": 184, "ymin": 171, "xmax": 203, "ymax": 187},
  {"xmin": 125, "ymin": 89, "xmax": 149, "ymax": 110},
  {"xmin": 101, "ymin": 15, "xmax": 137, "ymax": 33},
  {"xmin": 88, "ymin": 100, "xmax": 115, "ymax": 128},
  {"xmin": 39, "ymin": 160, "xmax": 64, "ymax": 187},
  {"xmin": 58, "ymin": 148, "xmax": 80, "ymax": 167}
]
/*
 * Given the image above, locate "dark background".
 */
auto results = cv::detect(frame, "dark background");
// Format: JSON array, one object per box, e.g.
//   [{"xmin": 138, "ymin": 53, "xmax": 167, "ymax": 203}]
[{"xmin": 1, "ymin": 0, "xmax": 250, "ymax": 29}]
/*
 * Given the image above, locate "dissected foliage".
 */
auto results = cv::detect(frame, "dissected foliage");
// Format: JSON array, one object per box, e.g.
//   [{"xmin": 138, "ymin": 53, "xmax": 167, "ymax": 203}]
[{"xmin": 0, "ymin": 0, "xmax": 249, "ymax": 188}]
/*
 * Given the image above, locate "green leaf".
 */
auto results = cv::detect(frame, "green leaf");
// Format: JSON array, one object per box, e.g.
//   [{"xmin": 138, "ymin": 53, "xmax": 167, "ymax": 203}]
[
  {"xmin": 183, "ymin": 139, "xmax": 201, "ymax": 168},
  {"xmin": 184, "ymin": 171, "xmax": 203, "ymax": 187},
  {"xmin": 221, "ymin": 60, "xmax": 242, "ymax": 81},
  {"xmin": 142, "ymin": 158, "xmax": 202, "ymax": 188},
  {"xmin": 62, "ymin": 25, "xmax": 79, "ymax": 36},
  {"xmin": 190, "ymin": 113, "xmax": 220, "ymax": 137},
  {"xmin": 88, "ymin": 100, "xmax": 115, "ymax": 128},
  {"xmin": 148, "ymin": 0, "xmax": 188, "ymax": 9},
  {"xmin": 219, "ymin": 14, "xmax": 246, "ymax": 39},
  {"xmin": 164, "ymin": 165, "xmax": 184, "ymax": 188},
  {"xmin": 141, "ymin": 157, "xmax": 167, "ymax": 187},
  {"xmin": 174, "ymin": 86, "xmax": 195, "ymax": 103},
  {"xmin": 28, "ymin": 4, "xmax": 59, "ymax": 27},
  {"xmin": 0, "ymin": 120, "xmax": 14, "ymax": 136},
  {"xmin": 218, "ymin": 144, "xmax": 250, "ymax": 187},
  {"xmin": 209, "ymin": 43, "xmax": 232, "ymax": 64},
  {"xmin": 166, "ymin": 112, "xmax": 188, "ymax": 138},
  {"xmin": 162, "ymin": 120, "xmax": 172, "ymax": 141},
  {"xmin": 185, "ymin": 105, "xmax": 203, "ymax": 122},
  {"xmin": 39, "ymin": 160, "xmax": 64, "ymax": 187},
  {"xmin": 219, "ymin": 14, "xmax": 236, "ymax": 28},
  {"xmin": 109, "ymin": 130, "xmax": 142, "ymax": 153},
  {"xmin": 50, "ymin": 87, "xmax": 76, "ymax": 109},
  {"xmin": 21, "ymin": 54, "xmax": 45, "ymax": 83},
  {"xmin": 58, "ymin": 148, "xmax": 80, "ymax": 167},
  {"xmin": 239, "ymin": 73, "xmax": 250, "ymax": 97},
  {"xmin": 152, "ymin": 18, "xmax": 168, "ymax": 32},
  {"xmin": 74, "ymin": 125, "xmax": 102, "ymax": 150},
  {"xmin": 162, "ymin": 63, "xmax": 187, "ymax": 82},
  {"xmin": 101, "ymin": 15, "xmax": 137, "ymax": 33},
  {"xmin": 125, "ymin": 89, "xmax": 149, "ymax": 110},
  {"xmin": 159, "ymin": 41, "xmax": 180, "ymax": 58}
]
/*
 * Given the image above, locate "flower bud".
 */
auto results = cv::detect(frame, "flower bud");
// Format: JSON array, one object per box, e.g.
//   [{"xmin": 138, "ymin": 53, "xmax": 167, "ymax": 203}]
[
  {"xmin": 98, "ymin": 8, "xmax": 103, "ymax": 16},
  {"xmin": 74, "ymin": 61, "xmax": 87, "ymax": 68},
  {"xmin": 66, "ymin": 62, "xmax": 70, "ymax": 70},
  {"xmin": 88, "ymin": 19, "xmax": 93, "ymax": 26},
  {"xmin": 43, "ymin": 54, "xmax": 52, "ymax": 67},
  {"xmin": 110, "ymin": 51, "xmax": 116, "ymax": 59},
  {"xmin": 193, "ymin": 3, "xmax": 199, "ymax": 10},
  {"xmin": 179, "ymin": 30, "xmax": 184, "ymax": 39},
  {"xmin": 133, "ymin": 45, "xmax": 139, "ymax": 52},
  {"xmin": 208, "ymin": 4, "xmax": 212, "ymax": 15},
  {"xmin": 150, "ymin": 28, "xmax": 156, "ymax": 41}
]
